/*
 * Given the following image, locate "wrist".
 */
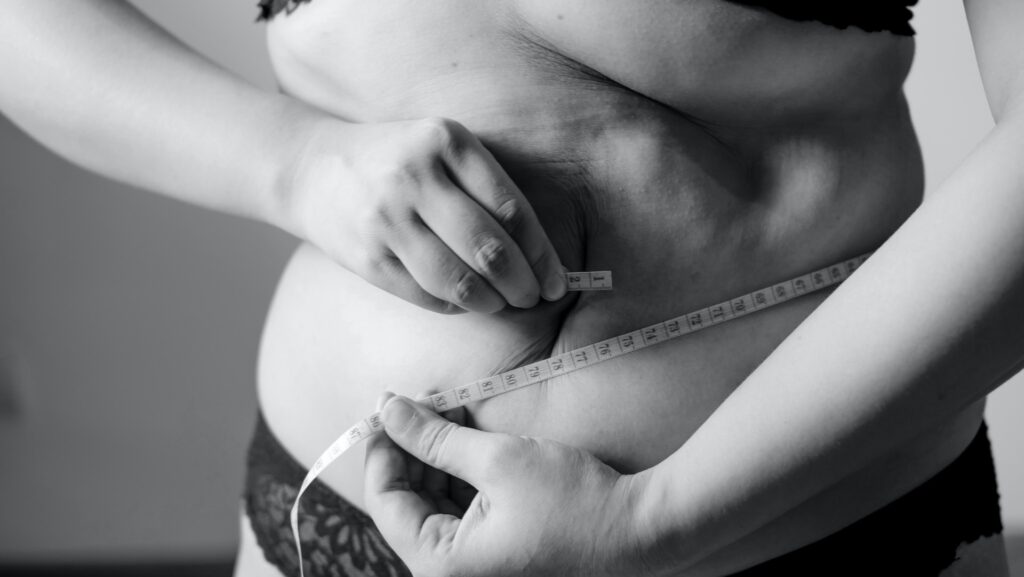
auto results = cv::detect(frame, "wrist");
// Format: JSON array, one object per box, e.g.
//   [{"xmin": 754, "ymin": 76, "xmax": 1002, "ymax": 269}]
[
  {"xmin": 257, "ymin": 98, "xmax": 344, "ymax": 237},
  {"xmin": 624, "ymin": 467, "xmax": 695, "ymax": 577}
]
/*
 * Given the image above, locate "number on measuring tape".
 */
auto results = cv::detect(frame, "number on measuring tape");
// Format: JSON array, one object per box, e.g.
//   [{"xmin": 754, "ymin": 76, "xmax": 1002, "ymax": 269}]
[
  {"xmin": 596, "ymin": 338, "xmax": 623, "ymax": 359},
  {"xmin": 563, "ymin": 271, "xmax": 615, "ymax": 292},
  {"xmin": 479, "ymin": 378, "xmax": 498, "ymax": 398},
  {"xmin": 710, "ymin": 305, "xmax": 727, "ymax": 322},
  {"xmin": 526, "ymin": 362, "xmax": 550, "ymax": 382}
]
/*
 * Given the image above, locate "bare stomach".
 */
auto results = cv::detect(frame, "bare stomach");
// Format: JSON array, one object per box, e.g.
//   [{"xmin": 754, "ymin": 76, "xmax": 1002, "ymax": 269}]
[
  {"xmin": 253, "ymin": 0, "xmax": 984, "ymax": 543},
  {"xmin": 259, "ymin": 240, "xmax": 986, "ymax": 505},
  {"xmin": 255, "ymin": 99, "xmax": 982, "ymax": 509}
]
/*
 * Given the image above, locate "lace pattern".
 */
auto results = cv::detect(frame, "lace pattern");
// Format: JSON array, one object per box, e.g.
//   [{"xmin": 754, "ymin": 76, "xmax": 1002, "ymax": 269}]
[{"xmin": 244, "ymin": 414, "xmax": 411, "ymax": 577}]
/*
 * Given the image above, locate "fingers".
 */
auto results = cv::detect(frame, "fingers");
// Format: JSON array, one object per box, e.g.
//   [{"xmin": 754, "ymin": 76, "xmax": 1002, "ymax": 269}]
[
  {"xmin": 364, "ymin": 413, "xmax": 462, "ymax": 559},
  {"xmin": 297, "ymin": 116, "xmax": 568, "ymax": 314},
  {"xmin": 421, "ymin": 404, "xmax": 463, "ymax": 497},
  {"xmin": 380, "ymin": 395, "xmax": 509, "ymax": 487},
  {"xmin": 388, "ymin": 218, "xmax": 506, "ymax": 314},
  {"xmin": 422, "ymin": 406, "xmax": 466, "ymax": 505},
  {"xmin": 417, "ymin": 180, "xmax": 542, "ymax": 309},
  {"xmin": 438, "ymin": 127, "xmax": 568, "ymax": 303}
]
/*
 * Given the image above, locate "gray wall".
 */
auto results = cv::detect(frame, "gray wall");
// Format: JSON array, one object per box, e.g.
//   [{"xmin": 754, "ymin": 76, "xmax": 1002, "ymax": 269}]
[
  {"xmin": 0, "ymin": 0, "xmax": 1021, "ymax": 567},
  {"xmin": 0, "ymin": 0, "xmax": 291, "ymax": 561}
]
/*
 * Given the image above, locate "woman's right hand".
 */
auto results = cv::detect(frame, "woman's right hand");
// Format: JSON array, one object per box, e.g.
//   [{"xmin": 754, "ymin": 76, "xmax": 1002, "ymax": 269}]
[{"xmin": 277, "ymin": 116, "xmax": 568, "ymax": 314}]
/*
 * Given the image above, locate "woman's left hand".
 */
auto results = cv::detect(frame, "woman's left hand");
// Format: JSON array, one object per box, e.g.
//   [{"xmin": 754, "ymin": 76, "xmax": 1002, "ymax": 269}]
[{"xmin": 364, "ymin": 395, "xmax": 653, "ymax": 577}]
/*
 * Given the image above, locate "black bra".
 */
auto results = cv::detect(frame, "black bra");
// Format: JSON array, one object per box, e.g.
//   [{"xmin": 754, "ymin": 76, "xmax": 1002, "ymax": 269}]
[
  {"xmin": 725, "ymin": 0, "xmax": 916, "ymax": 36},
  {"xmin": 257, "ymin": 0, "xmax": 917, "ymax": 36}
]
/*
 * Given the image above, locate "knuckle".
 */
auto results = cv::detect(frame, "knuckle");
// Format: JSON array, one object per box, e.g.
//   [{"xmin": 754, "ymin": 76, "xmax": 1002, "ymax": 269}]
[
  {"xmin": 416, "ymin": 116, "xmax": 465, "ymax": 157},
  {"xmin": 417, "ymin": 116, "xmax": 455, "ymax": 143},
  {"xmin": 353, "ymin": 248, "xmax": 390, "ymax": 277},
  {"xmin": 418, "ymin": 421, "xmax": 459, "ymax": 466},
  {"xmin": 448, "ymin": 269, "xmax": 482, "ymax": 306},
  {"xmin": 359, "ymin": 172, "xmax": 419, "ymax": 231},
  {"xmin": 493, "ymin": 196, "xmax": 526, "ymax": 234},
  {"xmin": 360, "ymin": 202, "xmax": 411, "ymax": 237},
  {"xmin": 374, "ymin": 161, "xmax": 421, "ymax": 190},
  {"xmin": 473, "ymin": 237, "xmax": 511, "ymax": 278}
]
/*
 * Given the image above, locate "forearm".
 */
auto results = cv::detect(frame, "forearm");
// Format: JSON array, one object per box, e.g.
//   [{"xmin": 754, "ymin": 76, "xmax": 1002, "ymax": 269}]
[
  {"xmin": 635, "ymin": 108, "xmax": 1024, "ymax": 574},
  {"xmin": 0, "ymin": 0, "xmax": 320, "ymax": 225},
  {"xmin": 669, "ymin": 403, "xmax": 985, "ymax": 577}
]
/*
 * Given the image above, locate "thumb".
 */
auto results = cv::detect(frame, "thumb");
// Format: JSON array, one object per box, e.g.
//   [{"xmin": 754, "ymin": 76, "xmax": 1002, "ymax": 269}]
[{"xmin": 381, "ymin": 395, "xmax": 496, "ymax": 486}]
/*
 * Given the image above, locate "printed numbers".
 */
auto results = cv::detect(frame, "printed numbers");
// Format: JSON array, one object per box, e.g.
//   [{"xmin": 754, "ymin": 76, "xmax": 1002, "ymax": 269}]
[
  {"xmin": 689, "ymin": 314, "xmax": 703, "ymax": 328},
  {"xmin": 566, "ymin": 274, "xmax": 585, "ymax": 290},
  {"xmin": 794, "ymin": 279, "xmax": 807, "ymax": 292},
  {"xmin": 433, "ymin": 395, "xmax": 449, "ymax": 410},
  {"xmin": 480, "ymin": 379, "xmax": 496, "ymax": 396},
  {"xmin": 830, "ymin": 267, "xmax": 842, "ymax": 280},
  {"xmin": 643, "ymin": 327, "xmax": 660, "ymax": 343},
  {"xmin": 596, "ymin": 339, "xmax": 620, "ymax": 360},
  {"xmin": 754, "ymin": 292, "xmax": 768, "ymax": 306},
  {"xmin": 733, "ymin": 299, "xmax": 747, "ymax": 312},
  {"xmin": 574, "ymin": 349, "xmax": 589, "ymax": 364},
  {"xmin": 347, "ymin": 429, "xmax": 362, "ymax": 443},
  {"xmin": 813, "ymin": 272, "xmax": 825, "ymax": 286},
  {"xmin": 504, "ymin": 373, "xmax": 518, "ymax": 388},
  {"xmin": 525, "ymin": 363, "xmax": 549, "ymax": 382},
  {"xmin": 590, "ymin": 272, "xmax": 612, "ymax": 290},
  {"xmin": 368, "ymin": 414, "xmax": 382, "ymax": 428},
  {"xmin": 774, "ymin": 285, "xmax": 787, "ymax": 299},
  {"xmin": 457, "ymin": 388, "xmax": 472, "ymax": 402},
  {"xmin": 666, "ymin": 320, "xmax": 681, "ymax": 335},
  {"xmin": 551, "ymin": 358, "xmax": 564, "ymax": 371},
  {"xmin": 710, "ymin": 306, "xmax": 725, "ymax": 321},
  {"xmin": 620, "ymin": 335, "xmax": 634, "ymax": 349}
]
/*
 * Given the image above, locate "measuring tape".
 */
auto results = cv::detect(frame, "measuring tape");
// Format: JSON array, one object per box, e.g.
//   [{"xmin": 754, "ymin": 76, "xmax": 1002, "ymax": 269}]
[{"xmin": 290, "ymin": 254, "xmax": 870, "ymax": 574}]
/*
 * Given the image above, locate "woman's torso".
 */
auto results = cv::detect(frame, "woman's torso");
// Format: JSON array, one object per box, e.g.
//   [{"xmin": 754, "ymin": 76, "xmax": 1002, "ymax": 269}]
[{"xmin": 257, "ymin": 0, "xmax": 984, "ymax": 531}]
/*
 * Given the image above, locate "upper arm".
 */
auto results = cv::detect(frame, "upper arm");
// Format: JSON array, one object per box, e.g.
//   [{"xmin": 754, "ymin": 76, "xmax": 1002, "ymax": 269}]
[{"xmin": 964, "ymin": 0, "xmax": 1024, "ymax": 121}]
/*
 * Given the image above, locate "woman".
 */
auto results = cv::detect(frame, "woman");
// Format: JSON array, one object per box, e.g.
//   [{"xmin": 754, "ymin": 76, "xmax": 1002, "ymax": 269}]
[{"xmin": 1, "ymin": 1, "xmax": 1019, "ymax": 576}]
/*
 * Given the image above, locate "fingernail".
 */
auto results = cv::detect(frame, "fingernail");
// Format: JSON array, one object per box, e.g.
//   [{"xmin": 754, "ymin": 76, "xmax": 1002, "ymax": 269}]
[
  {"xmin": 381, "ymin": 396, "xmax": 416, "ymax": 432},
  {"xmin": 542, "ymin": 266, "xmax": 568, "ymax": 301},
  {"xmin": 376, "ymin": 391, "xmax": 396, "ymax": 411}
]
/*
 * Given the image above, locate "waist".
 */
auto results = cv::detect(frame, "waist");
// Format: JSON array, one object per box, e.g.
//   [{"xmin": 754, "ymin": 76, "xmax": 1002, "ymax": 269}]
[
  {"xmin": 257, "ymin": 249, "xmax": 988, "ymax": 531},
  {"xmin": 256, "ymin": 108, "xmax": 925, "ymax": 494},
  {"xmin": 259, "ymin": 243, "xmax": 894, "ymax": 471}
]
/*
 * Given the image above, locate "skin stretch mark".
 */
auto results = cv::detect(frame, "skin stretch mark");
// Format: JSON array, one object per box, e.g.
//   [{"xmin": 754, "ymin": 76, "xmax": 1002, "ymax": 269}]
[{"xmin": 290, "ymin": 255, "xmax": 870, "ymax": 575}]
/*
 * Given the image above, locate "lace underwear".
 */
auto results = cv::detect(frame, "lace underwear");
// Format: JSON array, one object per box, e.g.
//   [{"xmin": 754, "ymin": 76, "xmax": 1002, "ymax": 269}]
[
  {"xmin": 244, "ymin": 412, "xmax": 410, "ymax": 577},
  {"xmin": 244, "ymin": 411, "xmax": 1001, "ymax": 577}
]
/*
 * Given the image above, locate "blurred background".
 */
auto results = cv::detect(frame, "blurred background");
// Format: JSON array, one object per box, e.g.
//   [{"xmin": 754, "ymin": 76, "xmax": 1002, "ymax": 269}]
[{"xmin": 1, "ymin": 0, "xmax": 1021, "ymax": 575}]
